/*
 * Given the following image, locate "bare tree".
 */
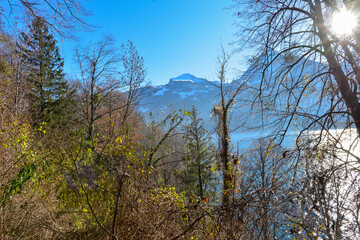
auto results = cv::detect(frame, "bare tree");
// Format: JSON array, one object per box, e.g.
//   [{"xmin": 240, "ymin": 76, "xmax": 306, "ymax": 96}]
[
  {"xmin": 75, "ymin": 36, "xmax": 121, "ymax": 145},
  {"xmin": 1, "ymin": 0, "xmax": 90, "ymax": 38},
  {"xmin": 232, "ymin": 0, "xmax": 360, "ymax": 140},
  {"xmin": 234, "ymin": 140, "xmax": 294, "ymax": 240},
  {"xmin": 286, "ymin": 129, "xmax": 360, "ymax": 239},
  {"xmin": 232, "ymin": 1, "xmax": 360, "ymax": 237},
  {"xmin": 120, "ymin": 40, "xmax": 150, "ymax": 125}
]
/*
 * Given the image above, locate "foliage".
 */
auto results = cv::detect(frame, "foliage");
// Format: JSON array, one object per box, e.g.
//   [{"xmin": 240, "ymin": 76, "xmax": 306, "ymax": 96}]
[
  {"xmin": 177, "ymin": 106, "xmax": 217, "ymax": 200},
  {"xmin": 3, "ymin": 0, "xmax": 360, "ymax": 239},
  {"xmin": 20, "ymin": 17, "xmax": 74, "ymax": 128}
]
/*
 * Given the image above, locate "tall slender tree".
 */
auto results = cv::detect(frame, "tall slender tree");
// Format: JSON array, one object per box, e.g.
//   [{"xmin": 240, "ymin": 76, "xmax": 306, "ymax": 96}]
[
  {"xmin": 120, "ymin": 40, "xmax": 149, "ymax": 124},
  {"xmin": 20, "ymin": 17, "xmax": 73, "ymax": 128},
  {"xmin": 178, "ymin": 106, "xmax": 216, "ymax": 200},
  {"xmin": 212, "ymin": 49, "xmax": 247, "ymax": 206}
]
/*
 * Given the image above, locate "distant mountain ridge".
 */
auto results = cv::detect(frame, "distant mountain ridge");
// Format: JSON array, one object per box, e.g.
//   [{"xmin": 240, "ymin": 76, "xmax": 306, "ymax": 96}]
[{"xmin": 139, "ymin": 55, "xmax": 327, "ymax": 147}]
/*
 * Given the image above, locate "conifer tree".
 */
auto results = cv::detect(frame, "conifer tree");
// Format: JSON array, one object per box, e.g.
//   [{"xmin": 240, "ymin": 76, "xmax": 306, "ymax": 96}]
[
  {"xmin": 179, "ymin": 106, "xmax": 216, "ymax": 200},
  {"xmin": 21, "ymin": 17, "xmax": 73, "ymax": 128}
]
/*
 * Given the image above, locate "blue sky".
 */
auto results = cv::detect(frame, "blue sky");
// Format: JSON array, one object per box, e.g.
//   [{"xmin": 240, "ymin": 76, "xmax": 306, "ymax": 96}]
[{"xmin": 60, "ymin": 0, "xmax": 242, "ymax": 85}]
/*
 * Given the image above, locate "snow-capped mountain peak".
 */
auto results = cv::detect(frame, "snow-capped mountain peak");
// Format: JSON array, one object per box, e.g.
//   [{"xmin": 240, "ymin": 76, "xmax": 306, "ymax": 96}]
[{"xmin": 169, "ymin": 73, "xmax": 207, "ymax": 84}]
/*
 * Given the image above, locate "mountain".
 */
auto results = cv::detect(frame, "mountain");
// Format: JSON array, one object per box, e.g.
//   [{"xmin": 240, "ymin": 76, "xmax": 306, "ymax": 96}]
[
  {"xmin": 139, "ymin": 73, "xmax": 220, "ymax": 129},
  {"xmin": 139, "ymin": 55, "xmax": 328, "ymax": 148}
]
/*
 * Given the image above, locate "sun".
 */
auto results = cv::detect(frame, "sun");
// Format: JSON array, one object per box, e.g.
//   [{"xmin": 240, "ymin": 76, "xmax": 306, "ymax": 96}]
[{"xmin": 331, "ymin": 10, "xmax": 358, "ymax": 36}]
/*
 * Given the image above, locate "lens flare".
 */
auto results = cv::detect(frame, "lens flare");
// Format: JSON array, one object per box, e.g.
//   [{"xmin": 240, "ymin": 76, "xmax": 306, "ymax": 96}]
[{"xmin": 331, "ymin": 10, "xmax": 357, "ymax": 36}]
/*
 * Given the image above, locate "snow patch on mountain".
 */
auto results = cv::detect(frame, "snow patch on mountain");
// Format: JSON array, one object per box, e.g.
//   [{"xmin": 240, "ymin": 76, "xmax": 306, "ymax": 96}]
[
  {"xmin": 173, "ymin": 90, "xmax": 196, "ymax": 98},
  {"xmin": 154, "ymin": 87, "xmax": 170, "ymax": 96}
]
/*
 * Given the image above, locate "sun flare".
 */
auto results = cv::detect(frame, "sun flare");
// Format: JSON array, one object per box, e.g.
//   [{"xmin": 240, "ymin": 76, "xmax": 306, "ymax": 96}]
[{"xmin": 331, "ymin": 10, "xmax": 358, "ymax": 36}]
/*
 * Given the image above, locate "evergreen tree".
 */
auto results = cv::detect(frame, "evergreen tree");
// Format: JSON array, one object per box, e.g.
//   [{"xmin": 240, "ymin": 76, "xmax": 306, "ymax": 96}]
[
  {"xmin": 20, "ymin": 17, "xmax": 73, "ymax": 128},
  {"xmin": 178, "ymin": 106, "xmax": 216, "ymax": 200}
]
